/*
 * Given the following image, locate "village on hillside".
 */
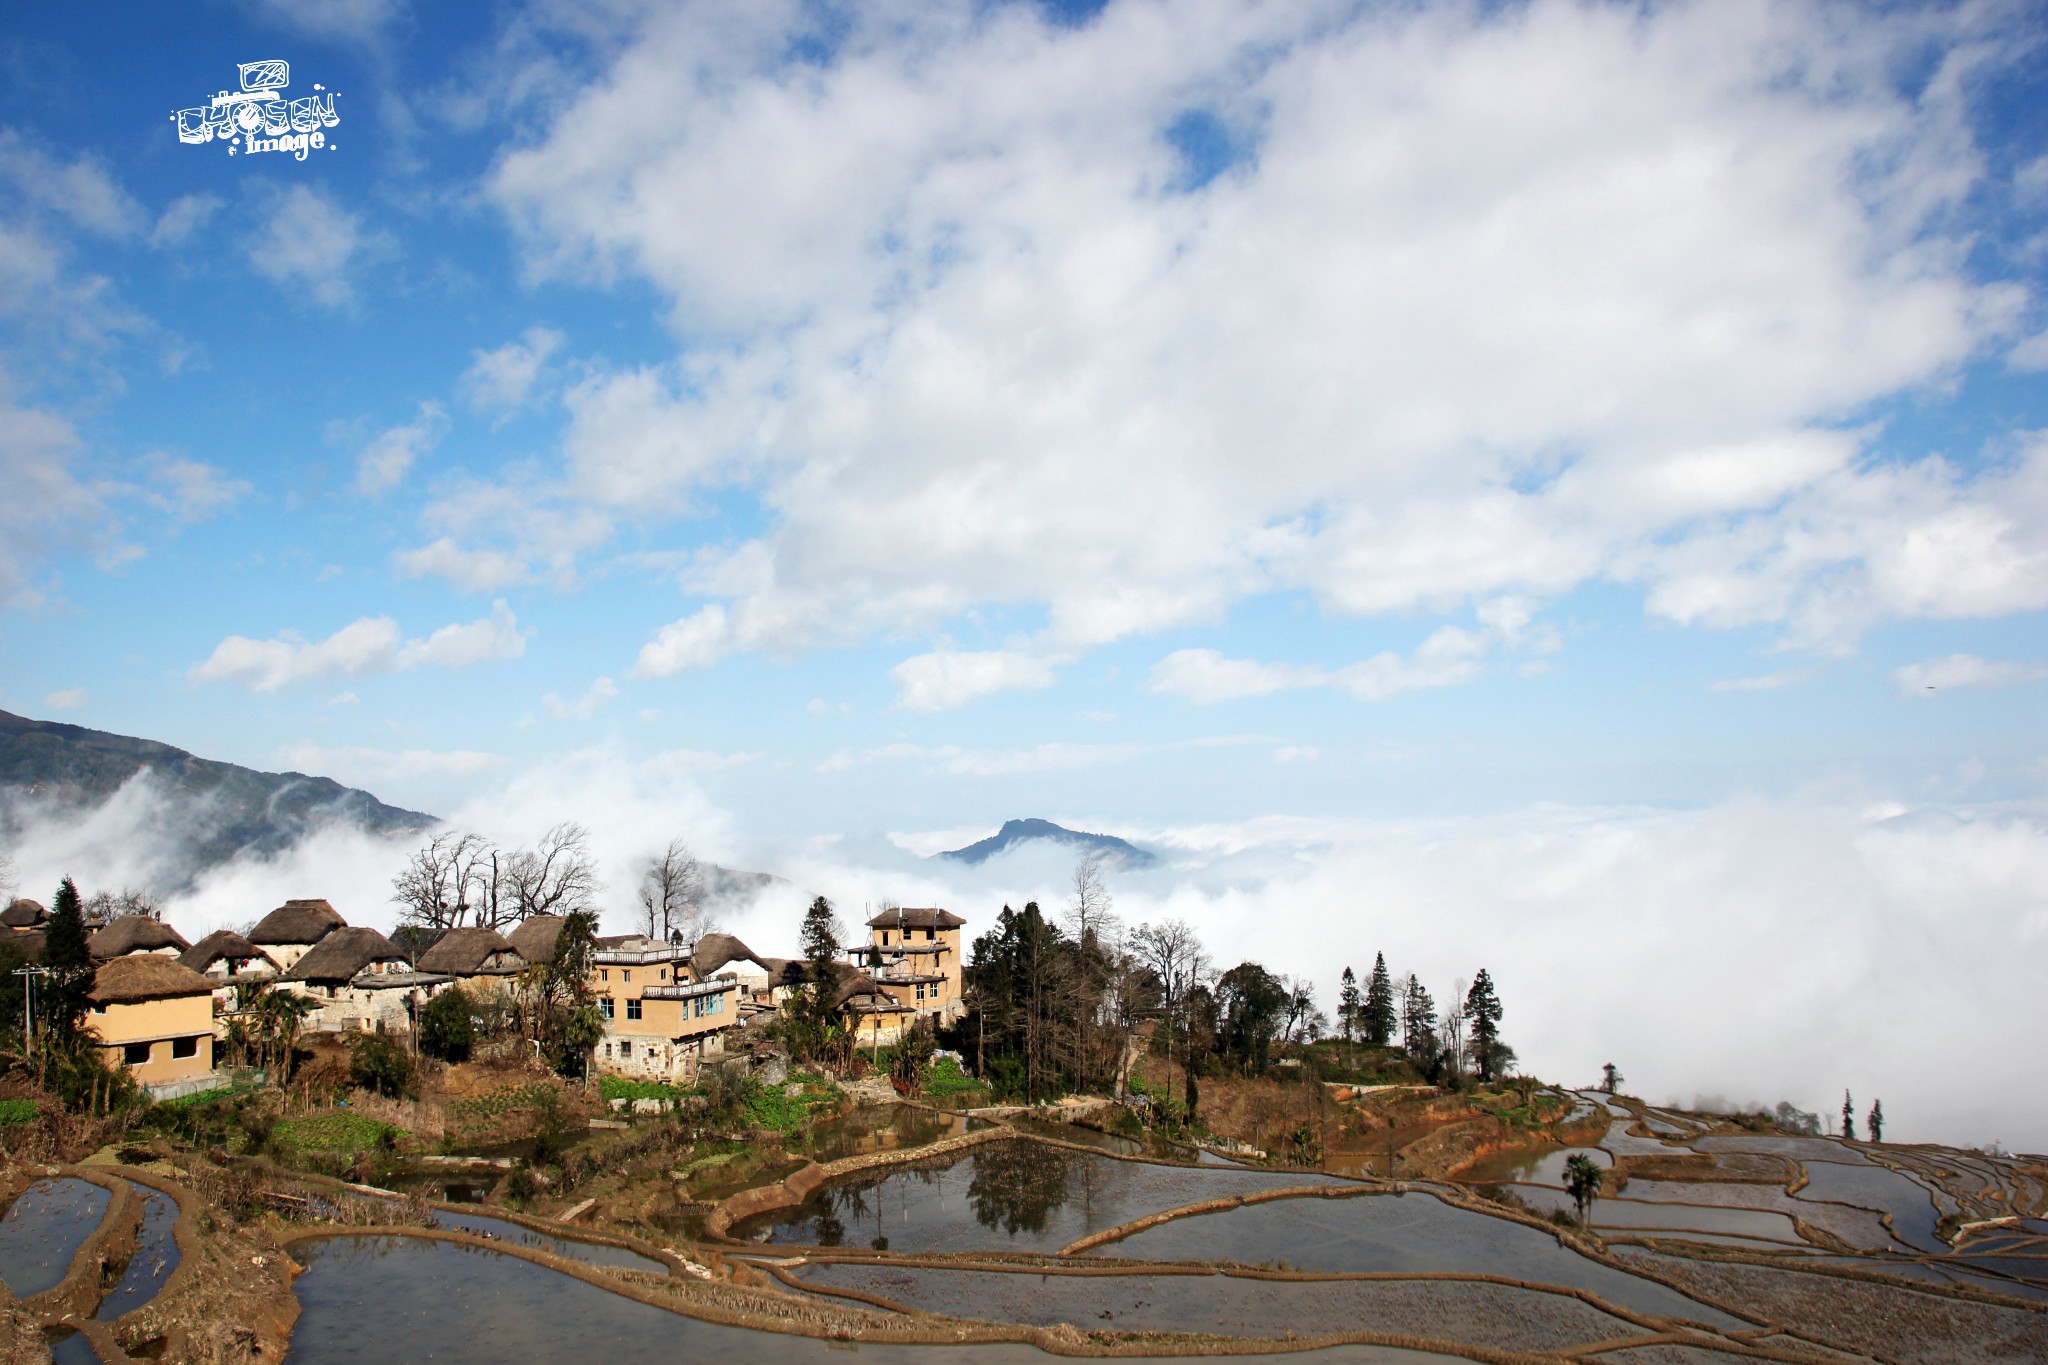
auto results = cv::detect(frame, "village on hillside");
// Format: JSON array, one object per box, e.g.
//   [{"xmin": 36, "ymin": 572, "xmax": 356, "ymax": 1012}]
[{"xmin": 3, "ymin": 852, "xmax": 2046, "ymax": 1364}]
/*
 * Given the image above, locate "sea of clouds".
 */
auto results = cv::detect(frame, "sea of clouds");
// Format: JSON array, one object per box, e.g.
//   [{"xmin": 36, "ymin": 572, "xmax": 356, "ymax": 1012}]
[{"xmin": 8, "ymin": 747, "xmax": 2043, "ymax": 1153}]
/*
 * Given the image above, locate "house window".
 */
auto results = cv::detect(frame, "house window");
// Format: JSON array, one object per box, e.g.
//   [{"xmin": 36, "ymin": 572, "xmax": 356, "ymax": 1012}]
[
  {"xmin": 660, "ymin": 968, "xmax": 668, "ymax": 980},
  {"xmin": 622, "ymin": 970, "xmax": 632, "ymax": 983},
  {"xmin": 604, "ymin": 1043, "xmax": 612, "ymax": 1058},
  {"xmin": 600, "ymin": 969, "xmax": 608, "ymax": 982},
  {"xmin": 172, "ymin": 1035, "xmax": 201, "ymax": 1059},
  {"xmin": 883, "ymin": 932, "xmax": 891, "ymax": 946},
  {"xmin": 915, "ymin": 982, "xmax": 926, "ymax": 1001},
  {"xmin": 124, "ymin": 1041, "xmax": 151, "ymax": 1065},
  {"xmin": 626, "ymin": 998, "xmax": 642, "ymax": 1021},
  {"xmin": 925, "ymin": 928, "xmax": 935, "ymax": 940},
  {"xmin": 600, "ymin": 998, "xmax": 615, "ymax": 1019},
  {"xmin": 619, "ymin": 1040, "xmax": 632, "ymax": 1058}
]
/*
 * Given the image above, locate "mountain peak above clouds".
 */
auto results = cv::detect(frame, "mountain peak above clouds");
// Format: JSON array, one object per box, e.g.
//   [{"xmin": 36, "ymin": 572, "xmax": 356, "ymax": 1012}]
[{"xmin": 936, "ymin": 818, "xmax": 1157, "ymax": 868}]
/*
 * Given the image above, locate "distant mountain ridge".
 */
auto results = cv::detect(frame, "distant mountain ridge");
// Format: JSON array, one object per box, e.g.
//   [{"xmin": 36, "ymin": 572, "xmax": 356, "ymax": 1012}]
[
  {"xmin": 0, "ymin": 709, "xmax": 436, "ymax": 885},
  {"xmin": 937, "ymin": 818, "xmax": 1157, "ymax": 868}
]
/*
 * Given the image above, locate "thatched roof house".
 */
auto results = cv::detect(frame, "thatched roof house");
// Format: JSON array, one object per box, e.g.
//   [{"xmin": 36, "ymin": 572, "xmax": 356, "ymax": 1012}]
[
  {"xmin": 90, "ymin": 915, "xmax": 191, "ymax": 960},
  {"xmin": 691, "ymin": 932, "xmax": 766, "ymax": 977},
  {"xmin": 3, "ymin": 930, "xmax": 43, "ymax": 961},
  {"xmin": 506, "ymin": 914, "xmax": 566, "ymax": 965},
  {"xmin": 2, "ymin": 899, "xmax": 46, "ymax": 930},
  {"xmin": 286, "ymin": 926, "xmax": 407, "ymax": 985},
  {"xmin": 89, "ymin": 954, "xmax": 216, "ymax": 1006},
  {"xmin": 417, "ymin": 926, "xmax": 523, "ymax": 977},
  {"xmin": 835, "ymin": 970, "xmax": 912, "ymax": 1015},
  {"xmin": 251, "ymin": 898, "xmax": 347, "ymax": 945},
  {"xmin": 866, "ymin": 906, "xmax": 966, "ymax": 931},
  {"xmin": 180, "ymin": 929, "xmax": 277, "ymax": 977}
]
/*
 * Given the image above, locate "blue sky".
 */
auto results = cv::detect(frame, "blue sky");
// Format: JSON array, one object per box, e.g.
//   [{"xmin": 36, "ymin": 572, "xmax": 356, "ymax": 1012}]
[{"xmin": 3, "ymin": 0, "xmax": 2047, "ymax": 1142}]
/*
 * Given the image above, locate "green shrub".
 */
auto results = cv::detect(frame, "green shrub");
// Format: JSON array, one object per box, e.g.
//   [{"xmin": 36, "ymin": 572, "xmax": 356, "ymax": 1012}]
[
  {"xmin": 923, "ymin": 1057, "xmax": 986, "ymax": 1098},
  {"xmin": 273, "ymin": 1112, "xmax": 401, "ymax": 1155},
  {"xmin": 418, "ymin": 988, "xmax": 476, "ymax": 1063},
  {"xmin": 0, "ymin": 1098, "xmax": 36, "ymax": 1126},
  {"xmin": 349, "ymin": 1033, "xmax": 415, "ymax": 1098},
  {"xmin": 598, "ymin": 1075, "xmax": 692, "ymax": 1104}
]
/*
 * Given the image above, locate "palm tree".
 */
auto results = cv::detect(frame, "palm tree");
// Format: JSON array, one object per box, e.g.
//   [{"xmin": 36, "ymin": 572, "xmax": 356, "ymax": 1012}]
[{"xmin": 1563, "ymin": 1153, "xmax": 1604, "ymax": 1226}]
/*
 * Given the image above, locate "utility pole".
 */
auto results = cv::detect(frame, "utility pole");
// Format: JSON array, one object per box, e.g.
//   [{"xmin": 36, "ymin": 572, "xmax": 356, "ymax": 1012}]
[{"xmin": 15, "ymin": 963, "xmax": 50, "ymax": 1049}]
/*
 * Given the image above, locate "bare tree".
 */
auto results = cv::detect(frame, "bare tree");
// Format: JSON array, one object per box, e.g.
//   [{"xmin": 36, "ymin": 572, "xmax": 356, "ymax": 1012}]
[
  {"xmin": 1440, "ymin": 976, "xmax": 1468, "ymax": 1080},
  {"xmin": 0, "ymin": 848, "xmax": 15, "ymax": 902},
  {"xmin": 1134, "ymin": 918, "xmax": 1208, "ymax": 1118},
  {"xmin": 392, "ymin": 830, "xmax": 506, "ymax": 931},
  {"xmin": 85, "ymin": 888, "xmax": 161, "ymax": 923},
  {"xmin": 506, "ymin": 821, "xmax": 601, "ymax": 920},
  {"xmin": 1063, "ymin": 853, "xmax": 1120, "ymax": 1093},
  {"xmin": 639, "ymin": 838, "xmax": 709, "ymax": 943}
]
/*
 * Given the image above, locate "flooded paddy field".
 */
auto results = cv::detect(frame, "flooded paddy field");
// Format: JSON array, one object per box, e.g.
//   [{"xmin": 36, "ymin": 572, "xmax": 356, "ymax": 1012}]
[
  {"xmin": 0, "ymin": 1177, "xmax": 110, "ymax": 1299},
  {"xmin": 426, "ymin": 1207, "xmax": 670, "ymax": 1273},
  {"xmin": 95, "ymin": 1182, "xmax": 179, "ymax": 1319},
  {"xmin": 787, "ymin": 1259, "xmax": 1659, "ymax": 1354},
  {"xmin": 284, "ymin": 1235, "xmax": 1459, "ymax": 1364},
  {"xmin": 732, "ymin": 1138, "xmax": 1342, "ymax": 1253},
  {"xmin": 1081, "ymin": 1188, "xmax": 1749, "ymax": 1327}
]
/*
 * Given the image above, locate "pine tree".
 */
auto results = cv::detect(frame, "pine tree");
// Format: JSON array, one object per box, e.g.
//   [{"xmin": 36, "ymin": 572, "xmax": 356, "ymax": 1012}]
[
  {"xmin": 1400, "ymin": 974, "xmax": 1437, "ymax": 1067},
  {"xmin": 1867, "ymin": 1099, "xmax": 1883, "ymax": 1144},
  {"xmin": 794, "ymin": 896, "xmax": 844, "ymax": 1061},
  {"xmin": 41, "ymin": 877, "xmax": 93, "ymax": 1040},
  {"xmin": 1337, "ymin": 967, "xmax": 1361, "ymax": 1043},
  {"xmin": 1601, "ymin": 1062, "xmax": 1624, "ymax": 1095},
  {"xmin": 1363, "ymin": 952, "xmax": 1397, "ymax": 1047},
  {"xmin": 1463, "ymin": 969, "xmax": 1506, "ymax": 1081},
  {"xmin": 1841, "ymin": 1090, "xmax": 1856, "ymax": 1142}
]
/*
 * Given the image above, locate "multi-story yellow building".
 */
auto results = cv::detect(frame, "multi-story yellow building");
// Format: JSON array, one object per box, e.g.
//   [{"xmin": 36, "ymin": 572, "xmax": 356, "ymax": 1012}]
[
  {"xmin": 859, "ymin": 906, "xmax": 966, "ymax": 1023},
  {"xmin": 589, "ymin": 941, "xmax": 741, "ymax": 1082}
]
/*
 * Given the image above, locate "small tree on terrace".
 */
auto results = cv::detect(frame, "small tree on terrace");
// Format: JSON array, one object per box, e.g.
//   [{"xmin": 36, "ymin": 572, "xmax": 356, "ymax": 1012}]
[
  {"xmin": 1400, "ymin": 974, "xmax": 1438, "ymax": 1075},
  {"xmin": 1867, "ymin": 1099, "xmax": 1884, "ymax": 1144},
  {"xmin": 522, "ymin": 909, "xmax": 602, "ymax": 1075},
  {"xmin": 1564, "ymin": 1153, "xmax": 1604, "ymax": 1224},
  {"xmin": 1601, "ymin": 1062, "xmax": 1624, "ymax": 1095},
  {"xmin": 1841, "ymin": 1090, "xmax": 1856, "ymax": 1141},
  {"xmin": 1363, "ymin": 953, "xmax": 1397, "ymax": 1047}
]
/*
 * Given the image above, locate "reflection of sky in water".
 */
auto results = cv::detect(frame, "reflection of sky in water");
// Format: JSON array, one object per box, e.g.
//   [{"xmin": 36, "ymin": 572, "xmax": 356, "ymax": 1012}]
[
  {"xmin": 797, "ymin": 1259, "xmax": 1648, "ymax": 1351},
  {"xmin": 1096, "ymin": 1191, "xmax": 1750, "ymax": 1328},
  {"xmin": 0, "ymin": 1179, "xmax": 111, "ymax": 1299},
  {"xmin": 97, "ymin": 1184, "xmax": 180, "ymax": 1318},
  {"xmin": 737, "ymin": 1139, "xmax": 1339, "ymax": 1253},
  {"xmin": 426, "ymin": 1209, "xmax": 667, "ymax": 1272},
  {"xmin": 285, "ymin": 1236, "xmax": 1454, "ymax": 1364},
  {"xmin": 1791, "ymin": 1162, "xmax": 1943, "ymax": 1252}
]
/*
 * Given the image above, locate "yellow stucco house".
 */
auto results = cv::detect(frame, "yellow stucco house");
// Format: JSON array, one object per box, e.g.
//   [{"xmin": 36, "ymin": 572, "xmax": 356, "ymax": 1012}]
[{"xmin": 87, "ymin": 956, "xmax": 218, "ymax": 1097}]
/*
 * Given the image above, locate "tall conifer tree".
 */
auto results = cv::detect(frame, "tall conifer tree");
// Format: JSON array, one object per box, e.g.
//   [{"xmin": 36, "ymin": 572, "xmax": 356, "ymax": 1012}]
[
  {"xmin": 41, "ymin": 877, "xmax": 93, "ymax": 1039},
  {"xmin": 1363, "ymin": 953, "xmax": 1397, "ymax": 1047},
  {"xmin": 1337, "ymin": 967, "xmax": 1361, "ymax": 1042}
]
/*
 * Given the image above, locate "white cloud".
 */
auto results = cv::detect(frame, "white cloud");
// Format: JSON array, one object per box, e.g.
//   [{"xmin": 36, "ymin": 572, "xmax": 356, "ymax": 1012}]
[
  {"xmin": 632, "ymin": 604, "xmax": 732, "ymax": 677},
  {"xmin": 0, "ymin": 130, "xmax": 144, "ymax": 238},
  {"xmin": 461, "ymin": 326, "xmax": 565, "ymax": 414},
  {"xmin": 149, "ymin": 194, "xmax": 224, "ymax": 250},
  {"xmin": 1892, "ymin": 653, "xmax": 2048, "ymax": 695},
  {"xmin": 544, "ymin": 675, "xmax": 619, "ymax": 720},
  {"xmin": 142, "ymin": 454, "xmax": 250, "ymax": 522},
  {"xmin": 0, "ymin": 400, "xmax": 98, "ymax": 602},
  {"xmin": 846, "ymin": 740, "xmax": 1143, "ymax": 778},
  {"xmin": 276, "ymin": 743, "xmax": 506, "ymax": 785},
  {"xmin": 1151, "ymin": 602, "xmax": 1546, "ymax": 704},
  {"xmin": 393, "ymin": 600, "xmax": 529, "ymax": 670},
  {"xmin": 190, "ymin": 600, "xmax": 528, "ymax": 692},
  {"xmin": 393, "ymin": 538, "xmax": 533, "ymax": 592},
  {"xmin": 246, "ymin": 184, "xmax": 383, "ymax": 311},
  {"xmin": 355, "ymin": 401, "xmax": 448, "ymax": 494},
  {"xmin": 2010, "ymin": 330, "xmax": 2048, "ymax": 372},
  {"xmin": 472, "ymin": 0, "xmax": 2031, "ymax": 683},
  {"xmin": 890, "ymin": 648, "xmax": 1062, "ymax": 712},
  {"xmin": 1709, "ymin": 667, "xmax": 1815, "ymax": 693},
  {"xmin": 239, "ymin": 0, "xmax": 402, "ymax": 46},
  {"xmin": 42, "ymin": 688, "xmax": 87, "ymax": 710}
]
